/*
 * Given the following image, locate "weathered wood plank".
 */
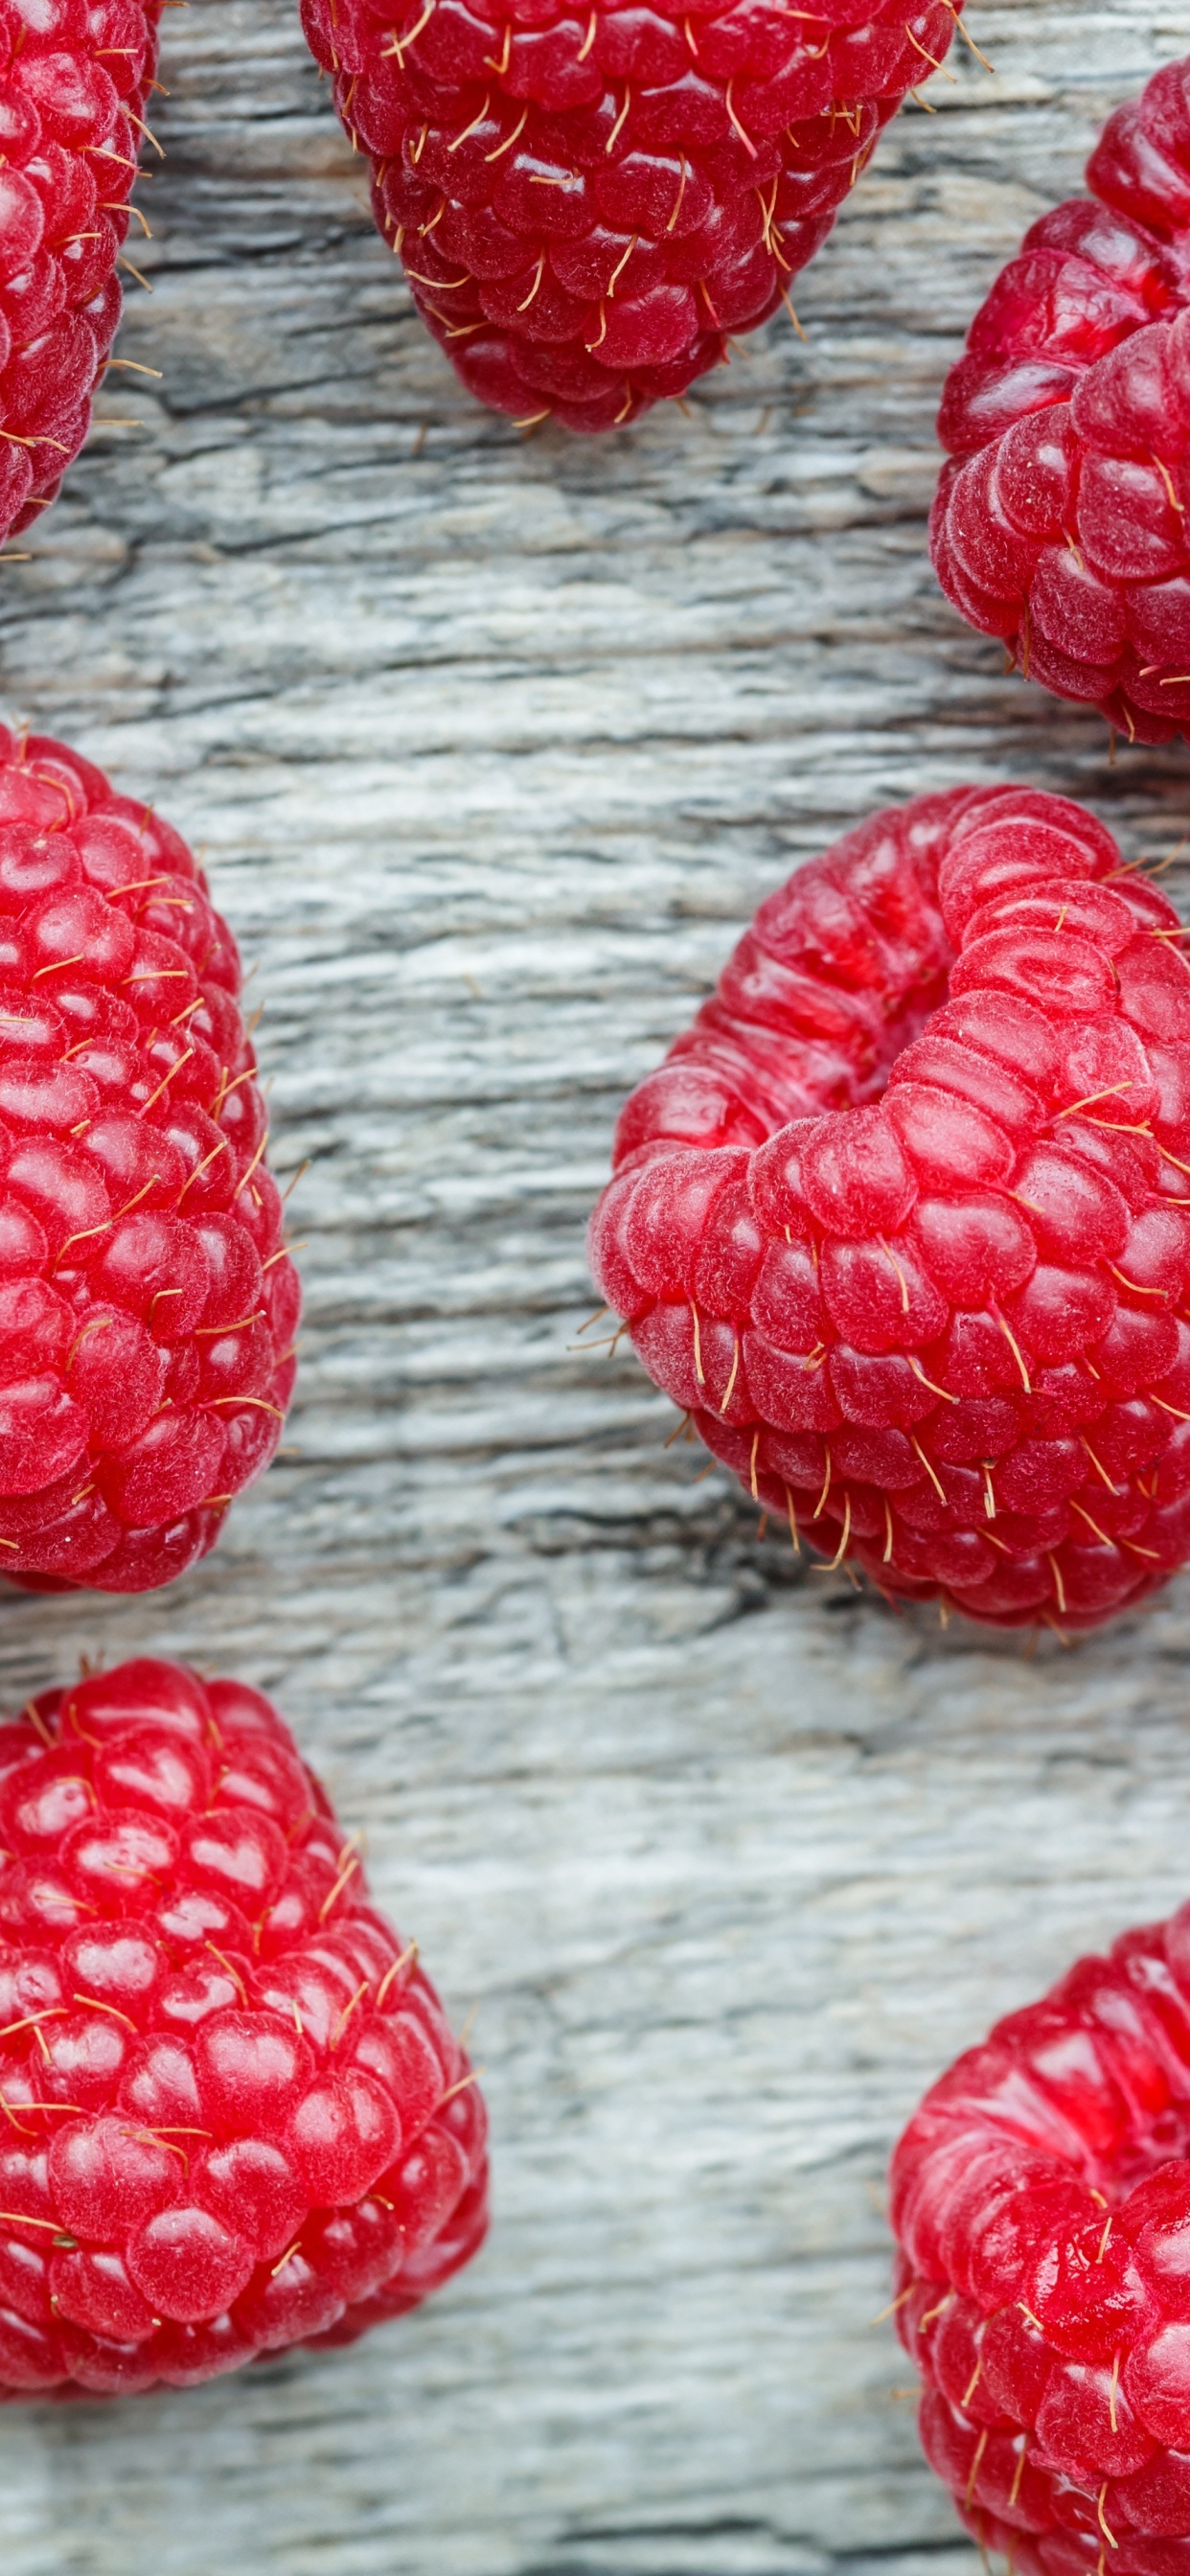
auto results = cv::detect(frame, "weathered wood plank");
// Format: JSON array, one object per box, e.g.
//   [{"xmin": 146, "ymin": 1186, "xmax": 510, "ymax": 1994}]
[{"xmin": 0, "ymin": 2, "xmax": 1187, "ymax": 2566}]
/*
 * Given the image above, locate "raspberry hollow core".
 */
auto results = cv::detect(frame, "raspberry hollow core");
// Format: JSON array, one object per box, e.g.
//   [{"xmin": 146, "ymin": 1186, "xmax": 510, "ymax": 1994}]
[{"xmin": 589, "ymin": 786, "xmax": 1190, "ymax": 1632}]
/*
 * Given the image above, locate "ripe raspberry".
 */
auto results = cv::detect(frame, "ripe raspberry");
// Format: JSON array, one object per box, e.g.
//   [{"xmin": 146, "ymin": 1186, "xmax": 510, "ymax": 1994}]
[
  {"xmin": 0, "ymin": 0, "xmax": 161, "ymax": 543},
  {"xmin": 930, "ymin": 54, "xmax": 1190, "ymax": 748},
  {"xmin": 0, "ymin": 1657, "xmax": 488, "ymax": 2398},
  {"xmin": 300, "ymin": 0, "xmax": 962, "ymax": 435},
  {"xmin": 587, "ymin": 785, "xmax": 1190, "ymax": 1634},
  {"xmin": 888, "ymin": 1903, "xmax": 1190, "ymax": 2569},
  {"xmin": 0, "ymin": 724, "xmax": 300, "ymax": 1596}
]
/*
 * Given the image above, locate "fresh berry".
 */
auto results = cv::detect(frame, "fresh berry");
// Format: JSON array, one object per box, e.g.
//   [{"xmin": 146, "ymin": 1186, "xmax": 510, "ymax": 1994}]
[
  {"xmin": 0, "ymin": 724, "xmax": 299, "ymax": 1595},
  {"xmin": 587, "ymin": 785, "xmax": 1190, "ymax": 1633},
  {"xmin": 888, "ymin": 1901, "xmax": 1190, "ymax": 2566},
  {"xmin": 931, "ymin": 54, "xmax": 1190, "ymax": 747},
  {"xmin": 0, "ymin": 1657, "xmax": 489, "ymax": 2397},
  {"xmin": 0, "ymin": 0, "xmax": 161, "ymax": 543},
  {"xmin": 300, "ymin": 0, "xmax": 961, "ymax": 435}
]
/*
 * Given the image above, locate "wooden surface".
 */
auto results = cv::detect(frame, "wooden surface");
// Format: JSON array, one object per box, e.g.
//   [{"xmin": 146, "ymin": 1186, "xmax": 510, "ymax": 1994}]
[{"xmin": 1, "ymin": 2, "xmax": 1190, "ymax": 2566}]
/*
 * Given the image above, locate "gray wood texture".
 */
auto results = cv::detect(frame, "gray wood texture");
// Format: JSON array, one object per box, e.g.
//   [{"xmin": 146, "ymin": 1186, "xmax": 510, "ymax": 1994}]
[{"xmin": 0, "ymin": 1, "xmax": 1188, "ymax": 2564}]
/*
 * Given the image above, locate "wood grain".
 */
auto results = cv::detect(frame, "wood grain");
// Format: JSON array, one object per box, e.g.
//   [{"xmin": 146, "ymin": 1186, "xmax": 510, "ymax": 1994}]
[{"xmin": 0, "ymin": 1, "xmax": 1187, "ymax": 2565}]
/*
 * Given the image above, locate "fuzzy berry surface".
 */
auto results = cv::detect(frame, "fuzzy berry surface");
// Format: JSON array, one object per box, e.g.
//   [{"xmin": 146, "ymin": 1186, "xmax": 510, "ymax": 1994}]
[
  {"xmin": 0, "ymin": 1657, "xmax": 489, "ymax": 2398},
  {"xmin": 587, "ymin": 785, "xmax": 1190, "ymax": 1634},
  {"xmin": 300, "ymin": 0, "xmax": 960, "ymax": 435},
  {"xmin": 931, "ymin": 53, "xmax": 1190, "ymax": 747},
  {"xmin": 0, "ymin": 0, "xmax": 160, "ymax": 543},
  {"xmin": 0, "ymin": 724, "xmax": 300, "ymax": 1596},
  {"xmin": 888, "ymin": 1903, "xmax": 1190, "ymax": 2569}
]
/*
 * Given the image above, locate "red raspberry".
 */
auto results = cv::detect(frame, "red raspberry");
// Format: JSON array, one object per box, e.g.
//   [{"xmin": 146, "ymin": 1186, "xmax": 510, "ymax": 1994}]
[
  {"xmin": 888, "ymin": 1902, "xmax": 1190, "ymax": 2569},
  {"xmin": 0, "ymin": 1657, "xmax": 488, "ymax": 2397},
  {"xmin": 0, "ymin": 0, "xmax": 161, "ymax": 543},
  {"xmin": 300, "ymin": 0, "xmax": 961, "ymax": 434},
  {"xmin": 0, "ymin": 724, "xmax": 300, "ymax": 1596},
  {"xmin": 587, "ymin": 785, "xmax": 1190, "ymax": 1634},
  {"xmin": 931, "ymin": 54, "xmax": 1190, "ymax": 748}
]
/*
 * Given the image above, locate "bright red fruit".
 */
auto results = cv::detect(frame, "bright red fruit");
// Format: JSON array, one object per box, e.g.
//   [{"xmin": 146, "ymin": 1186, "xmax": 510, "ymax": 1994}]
[
  {"xmin": 301, "ymin": 0, "xmax": 961, "ymax": 434},
  {"xmin": 0, "ymin": 1658, "xmax": 488, "ymax": 2396},
  {"xmin": 888, "ymin": 1903, "xmax": 1190, "ymax": 2567},
  {"xmin": 587, "ymin": 785, "xmax": 1190, "ymax": 1633},
  {"xmin": 0, "ymin": 0, "xmax": 161, "ymax": 542},
  {"xmin": 932, "ymin": 54, "xmax": 1190, "ymax": 746},
  {"xmin": 0, "ymin": 724, "xmax": 299, "ymax": 1595}
]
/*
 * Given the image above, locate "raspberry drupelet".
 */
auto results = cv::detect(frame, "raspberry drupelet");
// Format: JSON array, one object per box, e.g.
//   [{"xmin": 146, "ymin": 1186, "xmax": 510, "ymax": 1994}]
[
  {"xmin": 0, "ymin": 725, "xmax": 300, "ymax": 1595},
  {"xmin": 0, "ymin": 0, "xmax": 161, "ymax": 543},
  {"xmin": 300, "ymin": 0, "xmax": 963, "ymax": 434},
  {"xmin": 932, "ymin": 53, "xmax": 1190, "ymax": 747},
  {"xmin": 588, "ymin": 786, "xmax": 1190, "ymax": 1634},
  {"xmin": 890, "ymin": 1903, "xmax": 1190, "ymax": 2569},
  {"xmin": 0, "ymin": 1658, "xmax": 488, "ymax": 2397}
]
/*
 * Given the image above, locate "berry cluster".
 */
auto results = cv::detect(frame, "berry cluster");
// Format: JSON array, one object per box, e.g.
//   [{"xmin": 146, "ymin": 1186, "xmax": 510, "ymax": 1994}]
[
  {"xmin": 588, "ymin": 785, "xmax": 1190, "ymax": 1632},
  {"xmin": 932, "ymin": 52, "xmax": 1190, "ymax": 746},
  {"xmin": 891, "ymin": 1904, "xmax": 1190, "ymax": 2564},
  {"xmin": 0, "ymin": 0, "xmax": 160, "ymax": 543},
  {"xmin": 0, "ymin": 1657, "xmax": 488, "ymax": 2397},
  {"xmin": 300, "ymin": 0, "xmax": 961, "ymax": 433},
  {"xmin": 0, "ymin": 725, "xmax": 299, "ymax": 1595}
]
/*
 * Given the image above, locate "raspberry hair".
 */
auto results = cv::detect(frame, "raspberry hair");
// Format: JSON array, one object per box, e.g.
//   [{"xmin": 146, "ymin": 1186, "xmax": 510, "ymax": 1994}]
[
  {"xmin": 932, "ymin": 53, "xmax": 1190, "ymax": 745},
  {"xmin": 0, "ymin": 1658, "xmax": 488, "ymax": 2397},
  {"xmin": 301, "ymin": 0, "xmax": 963, "ymax": 433},
  {"xmin": 588, "ymin": 785, "xmax": 1190, "ymax": 1634},
  {"xmin": 0, "ymin": 724, "xmax": 299, "ymax": 1594},
  {"xmin": 890, "ymin": 1899, "xmax": 1190, "ymax": 2566},
  {"xmin": 0, "ymin": 0, "xmax": 162, "ymax": 542}
]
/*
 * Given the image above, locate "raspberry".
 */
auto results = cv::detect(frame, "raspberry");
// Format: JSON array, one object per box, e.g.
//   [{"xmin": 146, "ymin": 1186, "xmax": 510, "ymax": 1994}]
[
  {"xmin": 0, "ymin": 1656, "xmax": 489, "ymax": 2398},
  {"xmin": 887, "ymin": 1902, "xmax": 1190, "ymax": 2568},
  {"xmin": 0, "ymin": 0, "xmax": 161, "ymax": 543},
  {"xmin": 931, "ymin": 54, "xmax": 1190, "ymax": 748},
  {"xmin": 586, "ymin": 785, "xmax": 1190, "ymax": 1633},
  {"xmin": 301, "ymin": 0, "xmax": 961, "ymax": 435},
  {"xmin": 0, "ymin": 724, "xmax": 300, "ymax": 1596}
]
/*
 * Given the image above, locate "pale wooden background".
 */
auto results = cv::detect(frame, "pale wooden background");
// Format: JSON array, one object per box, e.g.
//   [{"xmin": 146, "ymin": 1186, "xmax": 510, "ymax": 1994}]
[{"xmin": 0, "ymin": 3, "xmax": 1186, "ymax": 2567}]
